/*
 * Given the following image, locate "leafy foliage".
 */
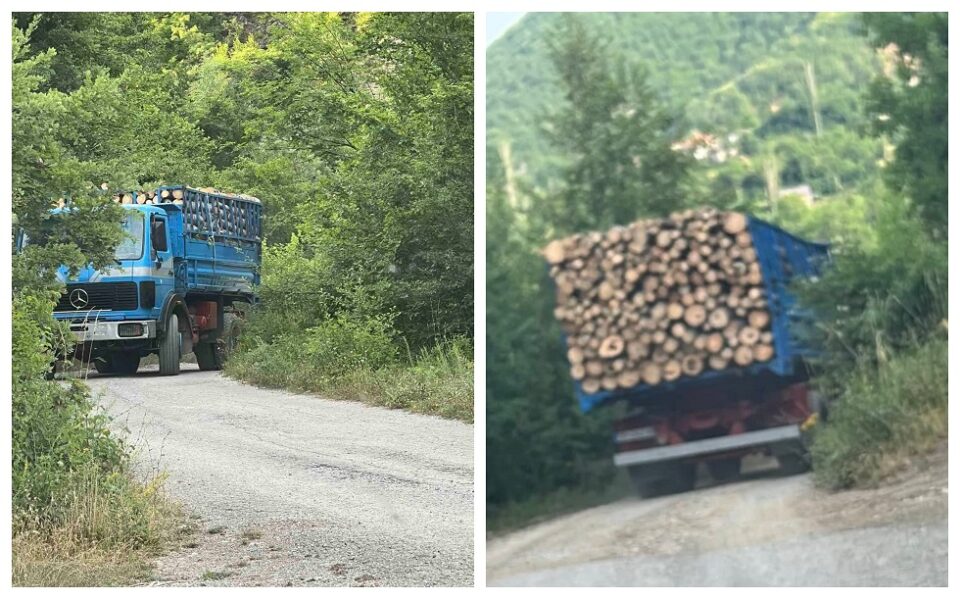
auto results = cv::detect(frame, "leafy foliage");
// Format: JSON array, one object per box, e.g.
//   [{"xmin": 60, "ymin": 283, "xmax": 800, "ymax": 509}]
[
  {"xmin": 487, "ymin": 12, "xmax": 948, "ymax": 522},
  {"xmin": 811, "ymin": 337, "xmax": 947, "ymax": 489},
  {"xmin": 540, "ymin": 16, "xmax": 692, "ymax": 233},
  {"xmin": 488, "ymin": 12, "xmax": 883, "ymax": 199},
  {"xmin": 11, "ymin": 11, "xmax": 474, "ymax": 572},
  {"xmin": 487, "ymin": 17, "xmax": 690, "ymax": 510},
  {"xmin": 862, "ymin": 13, "xmax": 948, "ymax": 237}
]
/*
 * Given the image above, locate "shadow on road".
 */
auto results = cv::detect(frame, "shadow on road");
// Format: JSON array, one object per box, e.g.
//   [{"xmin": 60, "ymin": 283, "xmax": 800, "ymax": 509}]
[
  {"xmin": 58, "ymin": 362, "xmax": 209, "ymax": 381},
  {"xmin": 685, "ymin": 454, "xmax": 801, "ymax": 494}
]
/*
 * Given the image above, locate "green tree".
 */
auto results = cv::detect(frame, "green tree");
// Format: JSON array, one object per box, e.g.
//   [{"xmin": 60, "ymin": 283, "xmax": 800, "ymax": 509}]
[
  {"xmin": 542, "ymin": 15, "xmax": 692, "ymax": 235},
  {"xmin": 486, "ymin": 15, "xmax": 694, "ymax": 514},
  {"xmin": 862, "ymin": 12, "xmax": 948, "ymax": 237}
]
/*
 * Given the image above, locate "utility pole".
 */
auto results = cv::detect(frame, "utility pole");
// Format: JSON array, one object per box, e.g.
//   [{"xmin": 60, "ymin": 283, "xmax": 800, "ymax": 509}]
[{"xmin": 803, "ymin": 61, "xmax": 823, "ymax": 138}]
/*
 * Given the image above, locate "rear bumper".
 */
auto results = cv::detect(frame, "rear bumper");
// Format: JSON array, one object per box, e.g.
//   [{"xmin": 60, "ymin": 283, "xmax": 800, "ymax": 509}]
[
  {"xmin": 65, "ymin": 319, "xmax": 157, "ymax": 342},
  {"xmin": 613, "ymin": 424, "xmax": 802, "ymax": 467}
]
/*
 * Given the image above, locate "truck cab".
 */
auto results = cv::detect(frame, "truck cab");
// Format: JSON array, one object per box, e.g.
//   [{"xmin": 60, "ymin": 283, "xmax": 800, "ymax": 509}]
[{"xmin": 47, "ymin": 185, "xmax": 262, "ymax": 375}]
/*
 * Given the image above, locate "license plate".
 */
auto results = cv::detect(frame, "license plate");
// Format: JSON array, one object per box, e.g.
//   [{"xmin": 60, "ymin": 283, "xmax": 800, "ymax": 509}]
[{"xmin": 615, "ymin": 427, "xmax": 657, "ymax": 443}]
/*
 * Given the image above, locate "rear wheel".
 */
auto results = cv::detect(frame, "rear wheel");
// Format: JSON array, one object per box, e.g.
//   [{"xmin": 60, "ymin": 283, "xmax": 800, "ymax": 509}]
[
  {"xmin": 93, "ymin": 355, "xmax": 116, "ymax": 374},
  {"xmin": 194, "ymin": 314, "xmax": 241, "ymax": 371},
  {"xmin": 629, "ymin": 462, "xmax": 696, "ymax": 498},
  {"xmin": 158, "ymin": 313, "xmax": 181, "ymax": 376},
  {"xmin": 777, "ymin": 452, "xmax": 811, "ymax": 475},
  {"xmin": 194, "ymin": 342, "xmax": 221, "ymax": 371},
  {"xmin": 706, "ymin": 457, "xmax": 741, "ymax": 482}
]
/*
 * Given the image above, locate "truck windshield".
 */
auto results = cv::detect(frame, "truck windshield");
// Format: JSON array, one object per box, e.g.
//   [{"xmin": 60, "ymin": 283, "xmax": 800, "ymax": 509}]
[{"xmin": 115, "ymin": 212, "xmax": 145, "ymax": 260}]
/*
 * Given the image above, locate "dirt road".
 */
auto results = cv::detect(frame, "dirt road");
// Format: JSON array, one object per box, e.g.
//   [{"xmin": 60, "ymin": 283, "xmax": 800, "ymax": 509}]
[
  {"xmin": 488, "ymin": 451, "xmax": 947, "ymax": 586},
  {"xmin": 87, "ymin": 364, "xmax": 473, "ymax": 587}
]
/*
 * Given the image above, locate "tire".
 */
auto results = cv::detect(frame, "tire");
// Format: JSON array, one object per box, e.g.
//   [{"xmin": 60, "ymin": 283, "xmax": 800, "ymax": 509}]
[
  {"xmin": 777, "ymin": 452, "xmax": 811, "ymax": 476},
  {"xmin": 158, "ymin": 313, "xmax": 181, "ymax": 376},
  {"xmin": 706, "ymin": 457, "xmax": 741, "ymax": 482},
  {"xmin": 195, "ymin": 314, "xmax": 241, "ymax": 371},
  {"xmin": 112, "ymin": 352, "xmax": 140, "ymax": 375},
  {"xmin": 194, "ymin": 342, "xmax": 222, "ymax": 371},
  {"xmin": 629, "ymin": 462, "xmax": 697, "ymax": 498},
  {"xmin": 93, "ymin": 355, "xmax": 116, "ymax": 374}
]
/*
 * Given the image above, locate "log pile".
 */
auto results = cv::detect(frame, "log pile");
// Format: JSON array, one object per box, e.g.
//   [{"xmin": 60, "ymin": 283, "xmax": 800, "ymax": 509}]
[
  {"xmin": 545, "ymin": 208, "xmax": 776, "ymax": 395},
  {"xmin": 111, "ymin": 189, "xmax": 183, "ymax": 205}
]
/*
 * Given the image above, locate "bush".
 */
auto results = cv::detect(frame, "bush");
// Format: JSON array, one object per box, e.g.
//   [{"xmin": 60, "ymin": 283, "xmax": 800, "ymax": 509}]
[
  {"xmin": 13, "ymin": 290, "xmax": 183, "ymax": 585},
  {"xmin": 339, "ymin": 337, "xmax": 474, "ymax": 421},
  {"xmin": 301, "ymin": 315, "xmax": 398, "ymax": 377},
  {"xmin": 811, "ymin": 337, "xmax": 947, "ymax": 489},
  {"xmin": 793, "ymin": 194, "xmax": 947, "ymax": 397},
  {"xmin": 229, "ymin": 314, "xmax": 397, "ymax": 387},
  {"xmin": 227, "ymin": 328, "xmax": 474, "ymax": 422},
  {"xmin": 13, "ymin": 292, "xmax": 129, "ymax": 528}
]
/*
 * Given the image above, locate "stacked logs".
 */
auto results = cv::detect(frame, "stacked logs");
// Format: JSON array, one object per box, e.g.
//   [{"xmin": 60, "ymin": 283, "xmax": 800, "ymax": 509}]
[
  {"xmin": 111, "ymin": 188, "xmax": 185, "ymax": 205},
  {"xmin": 544, "ymin": 208, "xmax": 776, "ymax": 395}
]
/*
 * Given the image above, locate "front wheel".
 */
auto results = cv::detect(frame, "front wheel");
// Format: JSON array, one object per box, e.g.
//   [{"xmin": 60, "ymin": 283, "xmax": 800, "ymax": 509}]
[
  {"xmin": 158, "ymin": 313, "xmax": 181, "ymax": 376},
  {"xmin": 95, "ymin": 352, "xmax": 140, "ymax": 375}
]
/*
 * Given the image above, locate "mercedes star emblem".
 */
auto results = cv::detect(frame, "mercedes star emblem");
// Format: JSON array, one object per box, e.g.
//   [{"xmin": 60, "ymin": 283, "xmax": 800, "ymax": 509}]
[{"xmin": 69, "ymin": 288, "xmax": 89, "ymax": 309}]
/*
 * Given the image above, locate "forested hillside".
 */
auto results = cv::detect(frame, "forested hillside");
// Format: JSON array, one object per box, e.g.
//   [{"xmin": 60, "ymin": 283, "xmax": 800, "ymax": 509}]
[
  {"xmin": 486, "ymin": 13, "xmax": 947, "ymax": 529},
  {"xmin": 12, "ymin": 12, "xmax": 473, "ymax": 584},
  {"xmin": 488, "ymin": 12, "xmax": 883, "ymax": 201}
]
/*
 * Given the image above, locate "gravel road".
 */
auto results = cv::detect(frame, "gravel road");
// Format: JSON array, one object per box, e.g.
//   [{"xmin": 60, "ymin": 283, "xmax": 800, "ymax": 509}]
[
  {"xmin": 488, "ymin": 451, "xmax": 947, "ymax": 586},
  {"xmin": 87, "ymin": 364, "xmax": 473, "ymax": 587}
]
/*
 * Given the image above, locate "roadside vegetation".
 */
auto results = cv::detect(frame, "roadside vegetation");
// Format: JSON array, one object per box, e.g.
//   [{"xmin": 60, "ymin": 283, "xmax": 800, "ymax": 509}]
[
  {"xmin": 228, "ymin": 324, "xmax": 474, "ymax": 422},
  {"xmin": 12, "ymin": 12, "xmax": 472, "ymax": 584},
  {"xmin": 486, "ymin": 13, "xmax": 946, "ymax": 529},
  {"xmin": 209, "ymin": 13, "xmax": 475, "ymax": 419},
  {"xmin": 13, "ymin": 276, "xmax": 186, "ymax": 586}
]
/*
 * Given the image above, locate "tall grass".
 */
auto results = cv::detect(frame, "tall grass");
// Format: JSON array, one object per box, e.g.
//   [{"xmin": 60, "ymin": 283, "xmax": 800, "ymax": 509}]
[
  {"xmin": 13, "ymin": 291, "xmax": 186, "ymax": 586},
  {"xmin": 811, "ymin": 336, "xmax": 947, "ymax": 489},
  {"xmin": 13, "ymin": 467, "xmax": 186, "ymax": 586},
  {"xmin": 226, "ymin": 329, "xmax": 474, "ymax": 423}
]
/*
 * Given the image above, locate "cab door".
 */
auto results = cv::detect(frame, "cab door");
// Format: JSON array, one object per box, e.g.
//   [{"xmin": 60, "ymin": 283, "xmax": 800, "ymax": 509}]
[{"xmin": 149, "ymin": 214, "xmax": 176, "ymax": 313}]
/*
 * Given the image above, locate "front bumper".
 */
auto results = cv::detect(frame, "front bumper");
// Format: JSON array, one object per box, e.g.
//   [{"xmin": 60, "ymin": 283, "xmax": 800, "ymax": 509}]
[{"xmin": 66, "ymin": 319, "xmax": 157, "ymax": 342}]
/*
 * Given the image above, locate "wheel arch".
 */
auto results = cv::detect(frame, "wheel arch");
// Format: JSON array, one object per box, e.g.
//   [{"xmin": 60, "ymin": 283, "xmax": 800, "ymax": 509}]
[{"xmin": 159, "ymin": 293, "xmax": 191, "ymax": 336}]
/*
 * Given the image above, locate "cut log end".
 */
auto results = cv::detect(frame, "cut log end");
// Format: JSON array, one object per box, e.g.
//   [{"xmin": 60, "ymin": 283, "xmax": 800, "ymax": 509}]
[
  {"xmin": 723, "ymin": 212, "xmax": 748, "ymax": 235},
  {"xmin": 598, "ymin": 335, "xmax": 625, "ymax": 359},
  {"xmin": 681, "ymin": 355, "xmax": 704, "ymax": 377},
  {"xmin": 543, "ymin": 240, "xmax": 566, "ymax": 265}
]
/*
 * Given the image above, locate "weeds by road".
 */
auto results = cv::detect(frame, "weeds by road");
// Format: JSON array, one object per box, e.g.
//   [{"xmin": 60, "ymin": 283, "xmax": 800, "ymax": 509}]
[
  {"xmin": 811, "ymin": 337, "xmax": 948, "ymax": 489},
  {"xmin": 12, "ymin": 469, "xmax": 188, "ymax": 586},
  {"xmin": 227, "ymin": 335, "xmax": 474, "ymax": 423}
]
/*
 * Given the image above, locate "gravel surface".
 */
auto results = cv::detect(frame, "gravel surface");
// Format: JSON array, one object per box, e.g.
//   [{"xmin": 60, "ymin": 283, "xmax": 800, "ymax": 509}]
[
  {"xmin": 87, "ymin": 364, "xmax": 474, "ymax": 587},
  {"xmin": 488, "ymin": 451, "xmax": 947, "ymax": 586}
]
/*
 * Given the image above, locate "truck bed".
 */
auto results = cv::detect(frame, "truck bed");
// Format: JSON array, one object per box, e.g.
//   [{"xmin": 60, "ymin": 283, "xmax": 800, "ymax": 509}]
[
  {"xmin": 158, "ymin": 185, "xmax": 262, "ymax": 297},
  {"xmin": 572, "ymin": 216, "xmax": 829, "ymax": 413}
]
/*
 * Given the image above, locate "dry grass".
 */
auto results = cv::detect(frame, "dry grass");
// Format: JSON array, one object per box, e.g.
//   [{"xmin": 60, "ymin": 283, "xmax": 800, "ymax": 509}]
[
  {"xmin": 13, "ymin": 533, "xmax": 153, "ymax": 587},
  {"xmin": 13, "ymin": 471, "xmax": 190, "ymax": 587}
]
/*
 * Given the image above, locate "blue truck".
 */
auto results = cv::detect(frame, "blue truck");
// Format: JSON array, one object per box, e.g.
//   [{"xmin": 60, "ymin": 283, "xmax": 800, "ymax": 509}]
[
  {"xmin": 47, "ymin": 185, "xmax": 262, "ymax": 376},
  {"xmin": 552, "ymin": 214, "xmax": 829, "ymax": 497}
]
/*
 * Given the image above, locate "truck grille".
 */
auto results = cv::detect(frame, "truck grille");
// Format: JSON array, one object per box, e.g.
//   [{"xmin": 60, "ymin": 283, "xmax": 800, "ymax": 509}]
[{"xmin": 55, "ymin": 282, "xmax": 139, "ymax": 312}]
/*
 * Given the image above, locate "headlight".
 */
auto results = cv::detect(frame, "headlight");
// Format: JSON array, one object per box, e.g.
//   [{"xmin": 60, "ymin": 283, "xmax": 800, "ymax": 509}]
[{"xmin": 118, "ymin": 323, "xmax": 144, "ymax": 337}]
